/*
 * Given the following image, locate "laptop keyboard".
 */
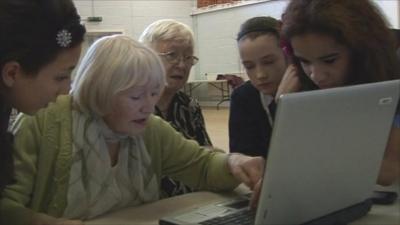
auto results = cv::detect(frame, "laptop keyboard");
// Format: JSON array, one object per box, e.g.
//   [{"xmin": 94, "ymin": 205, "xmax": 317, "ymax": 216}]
[
  {"xmin": 199, "ymin": 208, "xmax": 255, "ymax": 225},
  {"xmin": 225, "ymin": 199, "xmax": 250, "ymax": 209}
]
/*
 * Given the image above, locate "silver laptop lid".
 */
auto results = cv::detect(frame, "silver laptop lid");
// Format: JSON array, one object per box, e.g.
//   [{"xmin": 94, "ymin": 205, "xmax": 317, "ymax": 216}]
[{"xmin": 256, "ymin": 80, "xmax": 400, "ymax": 225}]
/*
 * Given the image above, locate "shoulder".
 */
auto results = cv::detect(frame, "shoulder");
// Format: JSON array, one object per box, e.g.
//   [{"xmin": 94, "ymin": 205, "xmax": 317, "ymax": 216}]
[
  {"xmin": 175, "ymin": 91, "xmax": 201, "ymax": 109},
  {"xmin": 38, "ymin": 95, "xmax": 72, "ymax": 118},
  {"xmin": 143, "ymin": 114, "xmax": 188, "ymax": 153},
  {"xmin": 145, "ymin": 114, "xmax": 173, "ymax": 135},
  {"xmin": 146, "ymin": 114, "xmax": 165, "ymax": 127},
  {"xmin": 231, "ymin": 81, "xmax": 259, "ymax": 98},
  {"xmin": 144, "ymin": 114, "xmax": 194, "ymax": 141},
  {"xmin": 37, "ymin": 95, "xmax": 72, "ymax": 122},
  {"xmin": 231, "ymin": 81, "xmax": 261, "ymax": 107},
  {"xmin": 175, "ymin": 91, "xmax": 192, "ymax": 104},
  {"xmin": 11, "ymin": 95, "xmax": 72, "ymax": 135}
]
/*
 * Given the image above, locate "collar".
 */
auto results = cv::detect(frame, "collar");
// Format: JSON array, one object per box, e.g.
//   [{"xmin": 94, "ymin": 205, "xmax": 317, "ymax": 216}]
[
  {"xmin": 260, "ymin": 93, "xmax": 274, "ymax": 109},
  {"xmin": 98, "ymin": 118, "xmax": 129, "ymax": 143}
]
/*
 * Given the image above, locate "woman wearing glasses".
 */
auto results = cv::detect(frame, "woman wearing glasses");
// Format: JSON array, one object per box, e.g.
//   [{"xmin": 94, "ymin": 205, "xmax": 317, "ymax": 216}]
[{"xmin": 140, "ymin": 19, "xmax": 212, "ymax": 197}]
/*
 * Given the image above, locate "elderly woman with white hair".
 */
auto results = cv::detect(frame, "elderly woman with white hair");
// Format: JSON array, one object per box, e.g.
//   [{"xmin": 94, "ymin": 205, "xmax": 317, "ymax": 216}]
[
  {"xmin": 139, "ymin": 19, "xmax": 213, "ymax": 197},
  {"xmin": 0, "ymin": 35, "xmax": 264, "ymax": 225}
]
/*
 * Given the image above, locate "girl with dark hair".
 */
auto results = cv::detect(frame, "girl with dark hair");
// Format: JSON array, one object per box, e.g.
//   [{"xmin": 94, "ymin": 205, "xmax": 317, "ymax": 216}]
[
  {"xmin": 0, "ymin": 0, "xmax": 85, "ymax": 195},
  {"xmin": 278, "ymin": 0, "xmax": 400, "ymax": 186},
  {"xmin": 229, "ymin": 16, "xmax": 295, "ymax": 157}
]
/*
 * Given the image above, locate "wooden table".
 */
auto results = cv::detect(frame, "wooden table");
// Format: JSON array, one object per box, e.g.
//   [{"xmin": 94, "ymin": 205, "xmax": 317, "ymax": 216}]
[{"xmin": 86, "ymin": 189, "xmax": 399, "ymax": 225}]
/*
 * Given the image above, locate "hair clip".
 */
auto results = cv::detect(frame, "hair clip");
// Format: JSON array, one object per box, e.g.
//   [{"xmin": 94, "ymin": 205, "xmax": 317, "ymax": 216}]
[{"xmin": 56, "ymin": 29, "xmax": 72, "ymax": 47}]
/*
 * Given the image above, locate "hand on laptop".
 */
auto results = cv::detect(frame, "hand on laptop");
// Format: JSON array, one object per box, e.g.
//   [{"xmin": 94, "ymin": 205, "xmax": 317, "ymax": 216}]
[
  {"xmin": 250, "ymin": 179, "xmax": 262, "ymax": 209},
  {"xmin": 227, "ymin": 153, "xmax": 265, "ymax": 190}
]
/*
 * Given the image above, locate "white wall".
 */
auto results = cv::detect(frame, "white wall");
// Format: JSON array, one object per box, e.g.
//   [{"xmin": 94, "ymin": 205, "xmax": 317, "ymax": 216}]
[
  {"xmin": 73, "ymin": 0, "xmax": 197, "ymax": 80},
  {"xmin": 375, "ymin": 0, "xmax": 399, "ymax": 28},
  {"xmin": 193, "ymin": 0, "xmax": 288, "ymax": 80},
  {"xmin": 73, "ymin": 0, "xmax": 194, "ymax": 39},
  {"xmin": 190, "ymin": 0, "xmax": 288, "ymax": 101},
  {"xmin": 193, "ymin": 0, "xmax": 399, "ymax": 81}
]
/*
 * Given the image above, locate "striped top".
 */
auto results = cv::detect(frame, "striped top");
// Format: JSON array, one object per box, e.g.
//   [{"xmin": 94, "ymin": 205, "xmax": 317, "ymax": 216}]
[{"xmin": 154, "ymin": 91, "xmax": 212, "ymax": 146}]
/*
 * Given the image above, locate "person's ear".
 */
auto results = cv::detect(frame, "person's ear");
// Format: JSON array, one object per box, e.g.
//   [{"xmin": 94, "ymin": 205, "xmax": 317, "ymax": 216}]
[{"xmin": 1, "ymin": 61, "xmax": 22, "ymax": 87}]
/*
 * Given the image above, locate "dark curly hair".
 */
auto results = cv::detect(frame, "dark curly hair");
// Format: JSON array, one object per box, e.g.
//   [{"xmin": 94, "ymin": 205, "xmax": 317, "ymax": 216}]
[{"xmin": 281, "ymin": 0, "xmax": 400, "ymax": 86}]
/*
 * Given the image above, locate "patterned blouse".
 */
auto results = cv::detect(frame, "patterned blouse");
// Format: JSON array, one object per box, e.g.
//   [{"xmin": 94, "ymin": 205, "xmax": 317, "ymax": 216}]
[{"xmin": 154, "ymin": 91, "xmax": 212, "ymax": 197}]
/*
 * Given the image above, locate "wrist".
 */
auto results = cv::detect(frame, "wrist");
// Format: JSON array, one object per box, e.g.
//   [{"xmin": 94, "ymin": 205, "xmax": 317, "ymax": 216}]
[{"xmin": 227, "ymin": 153, "xmax": 243, "ymax": 174}]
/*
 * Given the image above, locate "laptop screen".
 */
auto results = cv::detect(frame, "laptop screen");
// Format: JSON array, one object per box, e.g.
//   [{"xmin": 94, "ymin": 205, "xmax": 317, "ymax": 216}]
[{"xmin": 255, "ymin": 80, "xmax": 400, "ymax": 225}]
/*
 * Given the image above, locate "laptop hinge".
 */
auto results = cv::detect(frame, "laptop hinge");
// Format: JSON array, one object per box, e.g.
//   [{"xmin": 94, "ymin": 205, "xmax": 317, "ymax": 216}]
[{"xmin": 301, "ymin": 199, "xmax": 372, "ymax": 225}]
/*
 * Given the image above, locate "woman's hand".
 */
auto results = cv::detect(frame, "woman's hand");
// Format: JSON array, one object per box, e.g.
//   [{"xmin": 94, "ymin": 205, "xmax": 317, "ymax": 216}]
[
  {"xmin": 227, "ymin": 153, "xmax": 265, "ymax": 190},
  {"xmin": 275, "ymin": 64, "xmax": 302, "ymax": 102},
  {"xmin": 250, "ymin": 178, "xmax": 263, "ymax": 209}
]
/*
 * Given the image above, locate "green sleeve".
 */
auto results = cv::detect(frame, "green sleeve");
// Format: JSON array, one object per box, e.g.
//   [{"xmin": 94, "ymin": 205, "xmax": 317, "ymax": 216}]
[
  {"xmin": 144, "ymin": 116, "xmax": 240, "ymax": 191},
  {"xmin": 0, "ymin": 114, "xmax": 42, "ymax": 225}
]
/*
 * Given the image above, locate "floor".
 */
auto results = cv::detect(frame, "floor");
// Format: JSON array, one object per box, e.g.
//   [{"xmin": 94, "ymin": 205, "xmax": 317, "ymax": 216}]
[{"xmin": 202, "ymin": 107, "xmax": 229, "ymax": 152}]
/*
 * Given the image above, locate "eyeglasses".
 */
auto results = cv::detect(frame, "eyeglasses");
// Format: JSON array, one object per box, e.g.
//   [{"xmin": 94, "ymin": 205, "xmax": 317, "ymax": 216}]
[{"xmin": 158, "ymin": 51, "xmax": 199, "ymax": 66}]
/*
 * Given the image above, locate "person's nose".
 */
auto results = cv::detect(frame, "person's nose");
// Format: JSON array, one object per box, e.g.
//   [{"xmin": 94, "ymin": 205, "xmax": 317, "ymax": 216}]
[
  {"xmin": 175, "ymin": 56, "xmax": 187, "ymax": 68},
  {"xmin": 255, "ymin": 66, "xmax": 267, "ymax": 79},
  {"xmin": 309, "ymin": 65, "xmax": 324, "ymax": 83}
]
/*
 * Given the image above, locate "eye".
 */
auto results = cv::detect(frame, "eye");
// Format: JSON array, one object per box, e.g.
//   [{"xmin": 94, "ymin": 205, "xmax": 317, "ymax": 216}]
[
  {"xmin": 323, "ymin": 58, "xmax": 336, "ymax": 64},
  {"xmin": 184, "ymin": 56, "xmax": 195, "ymax": 64},
  {"xmin": 243, "ymin": 63, "xmax": 255, "ymax": 70},
  {"xmin": 298, "ymin": 58, "xmax": 310, "ymax": 65},
  {"xmin": 55, "ymin": 75, "xmax": 70, "ymax": 82},
  {"xmin": 166, "ymin": 52, "xmax": 178, "ymax": 60},
  {"xmin": 130, "ymin": 93, "xmax": 142, "ymax": 100},
  {"xmin": 261, "ymin": 59, "xmax": 274, "ymax": 65}
]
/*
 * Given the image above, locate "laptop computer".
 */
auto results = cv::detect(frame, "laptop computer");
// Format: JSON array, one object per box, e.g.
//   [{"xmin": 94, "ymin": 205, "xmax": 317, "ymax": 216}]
[{"xmin": 159, "ymin": 80, "xmax": 400, "ymax": 225}]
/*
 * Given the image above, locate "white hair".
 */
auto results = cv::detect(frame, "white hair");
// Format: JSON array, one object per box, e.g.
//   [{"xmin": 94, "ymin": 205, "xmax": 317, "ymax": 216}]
[
  {"xmin": 139, "ymin": 19, "xmax": 194, "ymax": 48},
  {"xmin": 71, "ymin": 35, "xmax": 165, "ymax": 116}
]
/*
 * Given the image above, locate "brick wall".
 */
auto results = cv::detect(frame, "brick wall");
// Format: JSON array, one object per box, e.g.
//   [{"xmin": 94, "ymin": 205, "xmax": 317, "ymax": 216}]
[{"xmin": 197, "ymin": 0, "xmax": 239, "ymax": 8}]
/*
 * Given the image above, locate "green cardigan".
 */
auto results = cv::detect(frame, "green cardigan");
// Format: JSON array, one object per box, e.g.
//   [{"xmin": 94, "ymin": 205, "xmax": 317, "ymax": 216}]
[{"xmin": 0, "ymin": 95, "xmax": 239, "ymax": 225}]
